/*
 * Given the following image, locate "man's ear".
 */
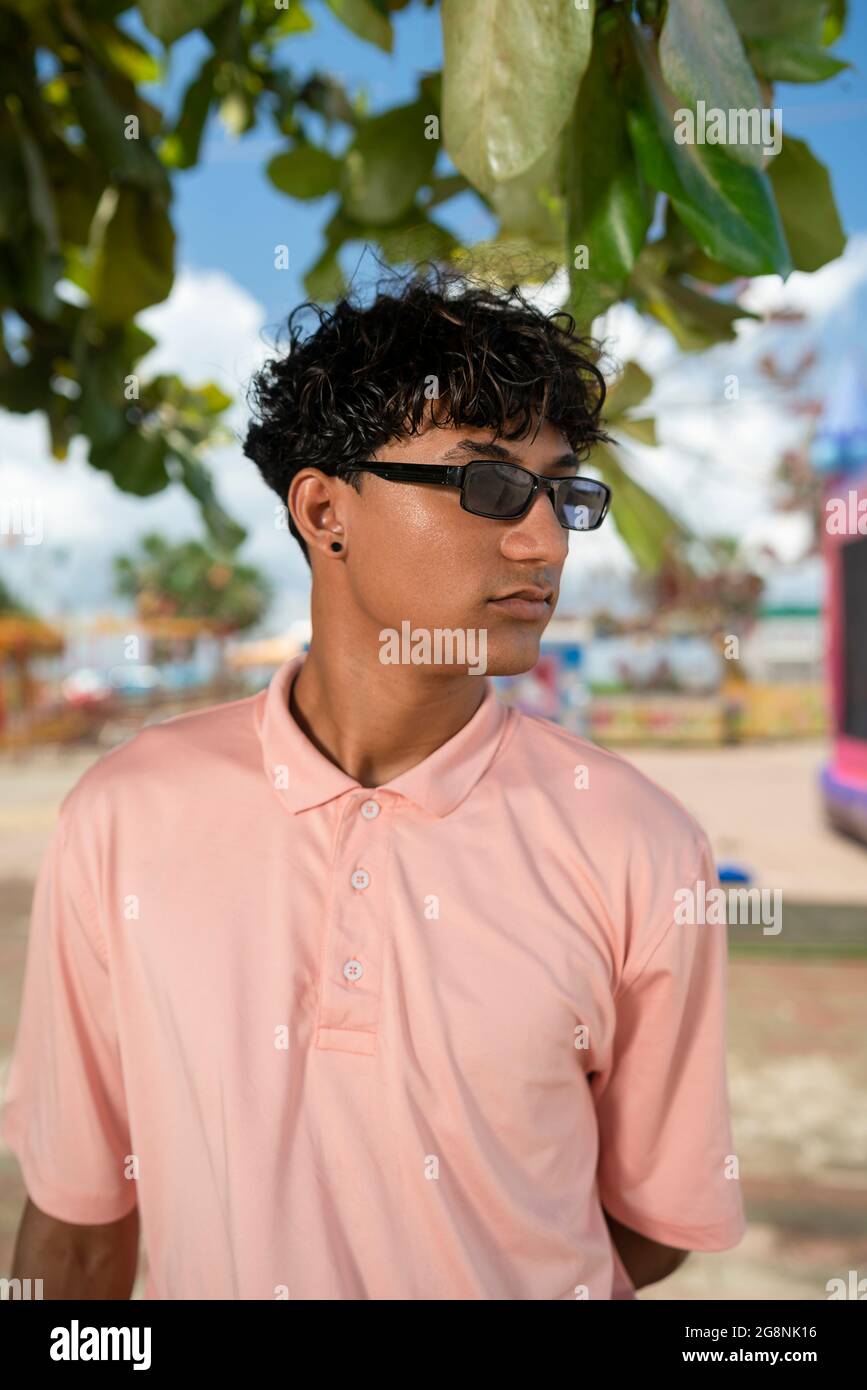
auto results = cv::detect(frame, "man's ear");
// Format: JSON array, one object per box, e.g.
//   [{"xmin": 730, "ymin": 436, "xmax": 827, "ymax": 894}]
[{"xmin": 289, "ymin": 468, "xmax": 348, "ymax": 561}]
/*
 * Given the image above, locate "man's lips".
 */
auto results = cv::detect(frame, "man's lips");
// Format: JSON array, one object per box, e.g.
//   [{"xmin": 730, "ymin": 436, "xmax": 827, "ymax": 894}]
[{"xmin": 487, "ymin": 587, "xmax": 554, "ymax": 620}]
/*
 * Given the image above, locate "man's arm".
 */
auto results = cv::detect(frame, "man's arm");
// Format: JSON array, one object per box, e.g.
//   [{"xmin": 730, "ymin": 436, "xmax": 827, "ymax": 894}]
[
  {"xmin": 591, "ymin": 830, "xmax": 748, "ymax": 1287},
  {"xmin": 604, "ymin": 1209, "xmax": 689, "ymax": 1290},
  {"xmin": 10, "ymin": 1196, "xmax": 139, "ymax": 1299},
  {"xmin": 2, "ymin": 792, "xmax": 140, "ymax": 1296}
]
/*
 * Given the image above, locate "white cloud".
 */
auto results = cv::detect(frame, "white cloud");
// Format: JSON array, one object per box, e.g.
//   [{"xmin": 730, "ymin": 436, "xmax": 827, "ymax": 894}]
[{"xmin": 739, "ymin": 232, "xmax": 867, "ymax": 318}]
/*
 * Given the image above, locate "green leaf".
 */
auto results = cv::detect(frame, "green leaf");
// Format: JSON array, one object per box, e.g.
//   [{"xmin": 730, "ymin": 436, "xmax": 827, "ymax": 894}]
[
  {"xmin": 195, "ymin": 382, "xmax": 233, "ymax": 415},
  {"xmin": 13, "ymin": 112, "xmax": 61, "ymax": 251},
  {"xmin": 372, "ymin": 214, "xmax": 458, "ymax": 263},
  {"xmin": 303, "ymin": 245, "xmax": 346, "ymax": 301},
  {"xmin": 78, "ymin": 345, "xmax": 130, "ymax": 446},
  {"xmin": 441, "ymin": 0, "xmax": 594, "ymax": 193},
  {"xmin": 733, "ymin": 0, "xmax": 850, "ymax": 81},
  {"xmin": 90, "ymin": 187, "xmax": 175, "ymax": 324},
  {"xmin": 671, "ymin": 247, "xmax": 744, "ymax": 286},
  {"xmin": 632, "ymin": 268, "xmax": 752, "ymax": 351},
  {"xmin": 660, "ymin": 0, "xmax": 765, "ymax": 169},
  {"xmin": 72, "ymin": 61, "xmax": 170, "ymax": 194},
  {"xmin": 0, "ymin": 116, "xmax": 27, "ymax": 244},
  {"xmin": 90, "ymin": 429, "xmax": 171, "ymax": 496},
  {"xmin": 747, "ymin": 39, "xmax": 848, "ymax": 82},
  {"xmin": 565, "ymin": 10, "xmax": 652, "ymax": 326},
  {"xmin": 72, "ymin": 320, "xmax": 158, "ymax": 447},
  {"xmin": 138, "ymin": 374, "xmax": 233, "ymax": 441},
  {"xmin": 490, "ymin": 141, "xmax": 564, "ymax": 242},
  {"xmin": 654, "ymin": 203, "xmax": 744, "ymax": 285},
  {"xmin": 52, "ymin": 151, "xmax": 104, "ymax": 245},
  {"xmin": 594, "ymin": 443, "xmax": 688, "ymax": 570},
  {"xmin": 626, "ymin": 27, "xmax": 791, "ymax": 278},
  {"xmin": 293, "ymin": 73, "xmax": 357, "ymax": 127},
  {"xmin": 127, "ymin": 324, "xmax": 159, "ymax": 361},
  {"xmin": 615, "ymin": 416, "xmax": 657, "ymax": 446},
  {"xmin": 325, "ymin": 0, "xmax": 393, "ymax": 51},
  {"xmin": 17, "ymin": 233, "xmax": 65, "ymax": 320},
  {"xmin": 421, "ymin": 173, "xmax": 470, "ymax": 209},
  {"xmin": 169, "ymin": 437, "xmax": 247, "ymax": 550},
  {"xmin": 0, "ymin": 356, "xmax": 55, "ymax": 413},
  {"xmin": 47, "ymin": 391, "xmax": 76, "ymax": 460},
  {"xmin": 725, "ymin": 0, "xmax": 828, "ymax": 41},
  {"xmin": 768, "ymin": 135, "xmax": 845, "ymax": 271},
  {"xmin": 340, "ymin": 99, "xmax": 437, "ymax": 224},
  {"xmin": 89, "ymin": 22, "xmax": 162, "ymax": 83},
  {"xmin": 302, "ymin": 208, "xmax": 350, "ymax": 299},
  {"xmin": 268, "ymin": 142, "xmax": 341, "ymax": 198},
  {"xmin": 824, "ymin": 0, "xmax": 847, "ymax": 45},
  {"xmin": 160, "ymin": 57, "xmax": 216, "ymax": 169},
  {"xmin": 450, "ymin": 236, "xmax": 562, "ymax": 286},
  {"xmin": 268, "ymin": 0, "xmax": 314, "ymax": 37},
  {"xmin": 139, "ymin": 0, "xmax": 231, "ymax": 47},
  {"xmin": 605, "ymin": 361, "xmax": 653, "ymax": 417}
]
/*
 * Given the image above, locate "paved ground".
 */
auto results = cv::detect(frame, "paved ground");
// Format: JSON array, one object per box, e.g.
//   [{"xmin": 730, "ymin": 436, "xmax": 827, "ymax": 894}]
[
  {"xmin": 1, "ymin": 738, "xmax": 865, "ymax": 1300},
  {"xmin": 628, "ymin": 741, "xmax": 867, "ymax": 906}
]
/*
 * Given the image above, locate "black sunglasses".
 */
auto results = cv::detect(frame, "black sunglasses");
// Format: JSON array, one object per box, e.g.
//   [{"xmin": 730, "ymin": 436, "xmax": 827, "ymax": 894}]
[{"xmin": 340, "ymin": 459, "xmax": 611, "ymax": 531}]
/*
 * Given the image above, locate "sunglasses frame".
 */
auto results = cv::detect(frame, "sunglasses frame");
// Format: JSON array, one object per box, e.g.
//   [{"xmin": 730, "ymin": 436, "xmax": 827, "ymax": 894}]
[{"xmin": 339, "ymin": 459, "xmax": 612, "ymax": 531}]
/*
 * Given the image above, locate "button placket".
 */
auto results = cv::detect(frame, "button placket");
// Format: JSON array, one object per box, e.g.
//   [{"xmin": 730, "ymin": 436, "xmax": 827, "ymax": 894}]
[{"xmin": 316, "ymin": 792, "xmax": 390, "ymax": 1054}]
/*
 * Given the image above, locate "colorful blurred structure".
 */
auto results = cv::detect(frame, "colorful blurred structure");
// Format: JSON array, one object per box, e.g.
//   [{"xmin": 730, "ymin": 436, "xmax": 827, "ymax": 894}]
[
  {"xmin": 815, "ymin": 358, "xmax": 867, "ymax": 845},
  {"xmin": 0, "ymin": 612, "xmax": 241, "ymax": 750},
  {"xmin": 493, "ymin": 619, "xmax": 591, "ymax": 733},
  {"xmin": 0, "ymin": 613, "xmax": 65, "ymax": 740},
  {"xmin": 493, "ymin": 613, "xmax": 826, "ymax": 747},
  {"xmin": 225, "ymin": 630, "xmax": 306, "ymax": 672}
]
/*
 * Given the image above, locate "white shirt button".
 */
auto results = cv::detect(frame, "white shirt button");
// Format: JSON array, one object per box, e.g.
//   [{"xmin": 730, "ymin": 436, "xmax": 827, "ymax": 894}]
[
  {"xmin": 360, "ymin": 799, "xmax": 380, "ymax": 819},
  {"xmin": 343, "ymin": 959, "xmax": 364, "ymax": 982},
  {"xmin": 350, "ymin": 867, "xmax": 371, "ymax": 891}
]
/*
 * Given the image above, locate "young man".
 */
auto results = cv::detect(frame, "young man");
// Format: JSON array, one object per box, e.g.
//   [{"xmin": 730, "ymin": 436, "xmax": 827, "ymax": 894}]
[{"xmin": 3, "ymin": 272, "xmax": 745, "ymax": 1300}]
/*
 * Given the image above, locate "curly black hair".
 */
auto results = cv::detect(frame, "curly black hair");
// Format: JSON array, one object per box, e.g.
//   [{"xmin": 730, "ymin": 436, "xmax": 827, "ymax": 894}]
[{"xmin": 242, "ymin": 264, "xmax": 611, "ymax": 564}]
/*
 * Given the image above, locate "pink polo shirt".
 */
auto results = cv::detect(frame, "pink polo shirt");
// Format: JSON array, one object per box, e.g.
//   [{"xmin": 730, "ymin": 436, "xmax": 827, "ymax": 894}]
[{"xmin": 1, "ymin": 652, "xmax": 745, "ymax": 1299}]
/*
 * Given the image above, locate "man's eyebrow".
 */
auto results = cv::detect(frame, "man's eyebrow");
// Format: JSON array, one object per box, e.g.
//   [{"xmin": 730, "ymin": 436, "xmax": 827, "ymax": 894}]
[{"xmin": 440, "ymin": 439, "xmax": 581, "ymax": 471}]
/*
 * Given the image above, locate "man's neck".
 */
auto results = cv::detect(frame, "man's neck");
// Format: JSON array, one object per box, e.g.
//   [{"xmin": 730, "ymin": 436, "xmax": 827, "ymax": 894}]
[{"xmin": 289, "ymin": 635, "xmax": 487, "ymax": 789}]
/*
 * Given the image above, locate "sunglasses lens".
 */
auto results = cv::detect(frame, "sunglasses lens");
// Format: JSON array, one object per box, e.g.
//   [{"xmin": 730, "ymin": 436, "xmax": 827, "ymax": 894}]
[
  {"xmin": 558, "ymin": 478, "xmax": 608, "ymax": 530},
  {"xmin": 463, "ymin": 462, "xmax": 533, "ymax": 517}
]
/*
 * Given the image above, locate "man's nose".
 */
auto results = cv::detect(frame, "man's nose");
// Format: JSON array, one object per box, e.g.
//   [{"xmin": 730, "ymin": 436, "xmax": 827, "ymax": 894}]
[{"xmin": 501, "ymin": 488, "xmax": 568, "ymax": 561}]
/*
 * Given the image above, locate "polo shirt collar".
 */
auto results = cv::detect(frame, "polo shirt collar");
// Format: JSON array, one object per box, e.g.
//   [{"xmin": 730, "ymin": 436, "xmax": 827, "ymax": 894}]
[{"xmin": 256, "ymin": 651, "xmax": 511, "ymax": 818}]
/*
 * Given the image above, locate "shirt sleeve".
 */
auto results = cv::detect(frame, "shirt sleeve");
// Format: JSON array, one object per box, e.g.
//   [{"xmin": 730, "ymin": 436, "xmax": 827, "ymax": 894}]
[
  {"xmin": 590, "ymin": 832, "xmax": 746, "ymax": 1251},
  {"xmin": 0, "ymin": 790, "xmax": 136, "ymax": 1224}
]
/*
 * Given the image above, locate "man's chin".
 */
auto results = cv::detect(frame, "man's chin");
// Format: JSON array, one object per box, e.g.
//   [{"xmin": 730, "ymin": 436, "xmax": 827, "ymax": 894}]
[{"xmin": 482, "ymin": 636, "xmax": 545, "ymax": 679}]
